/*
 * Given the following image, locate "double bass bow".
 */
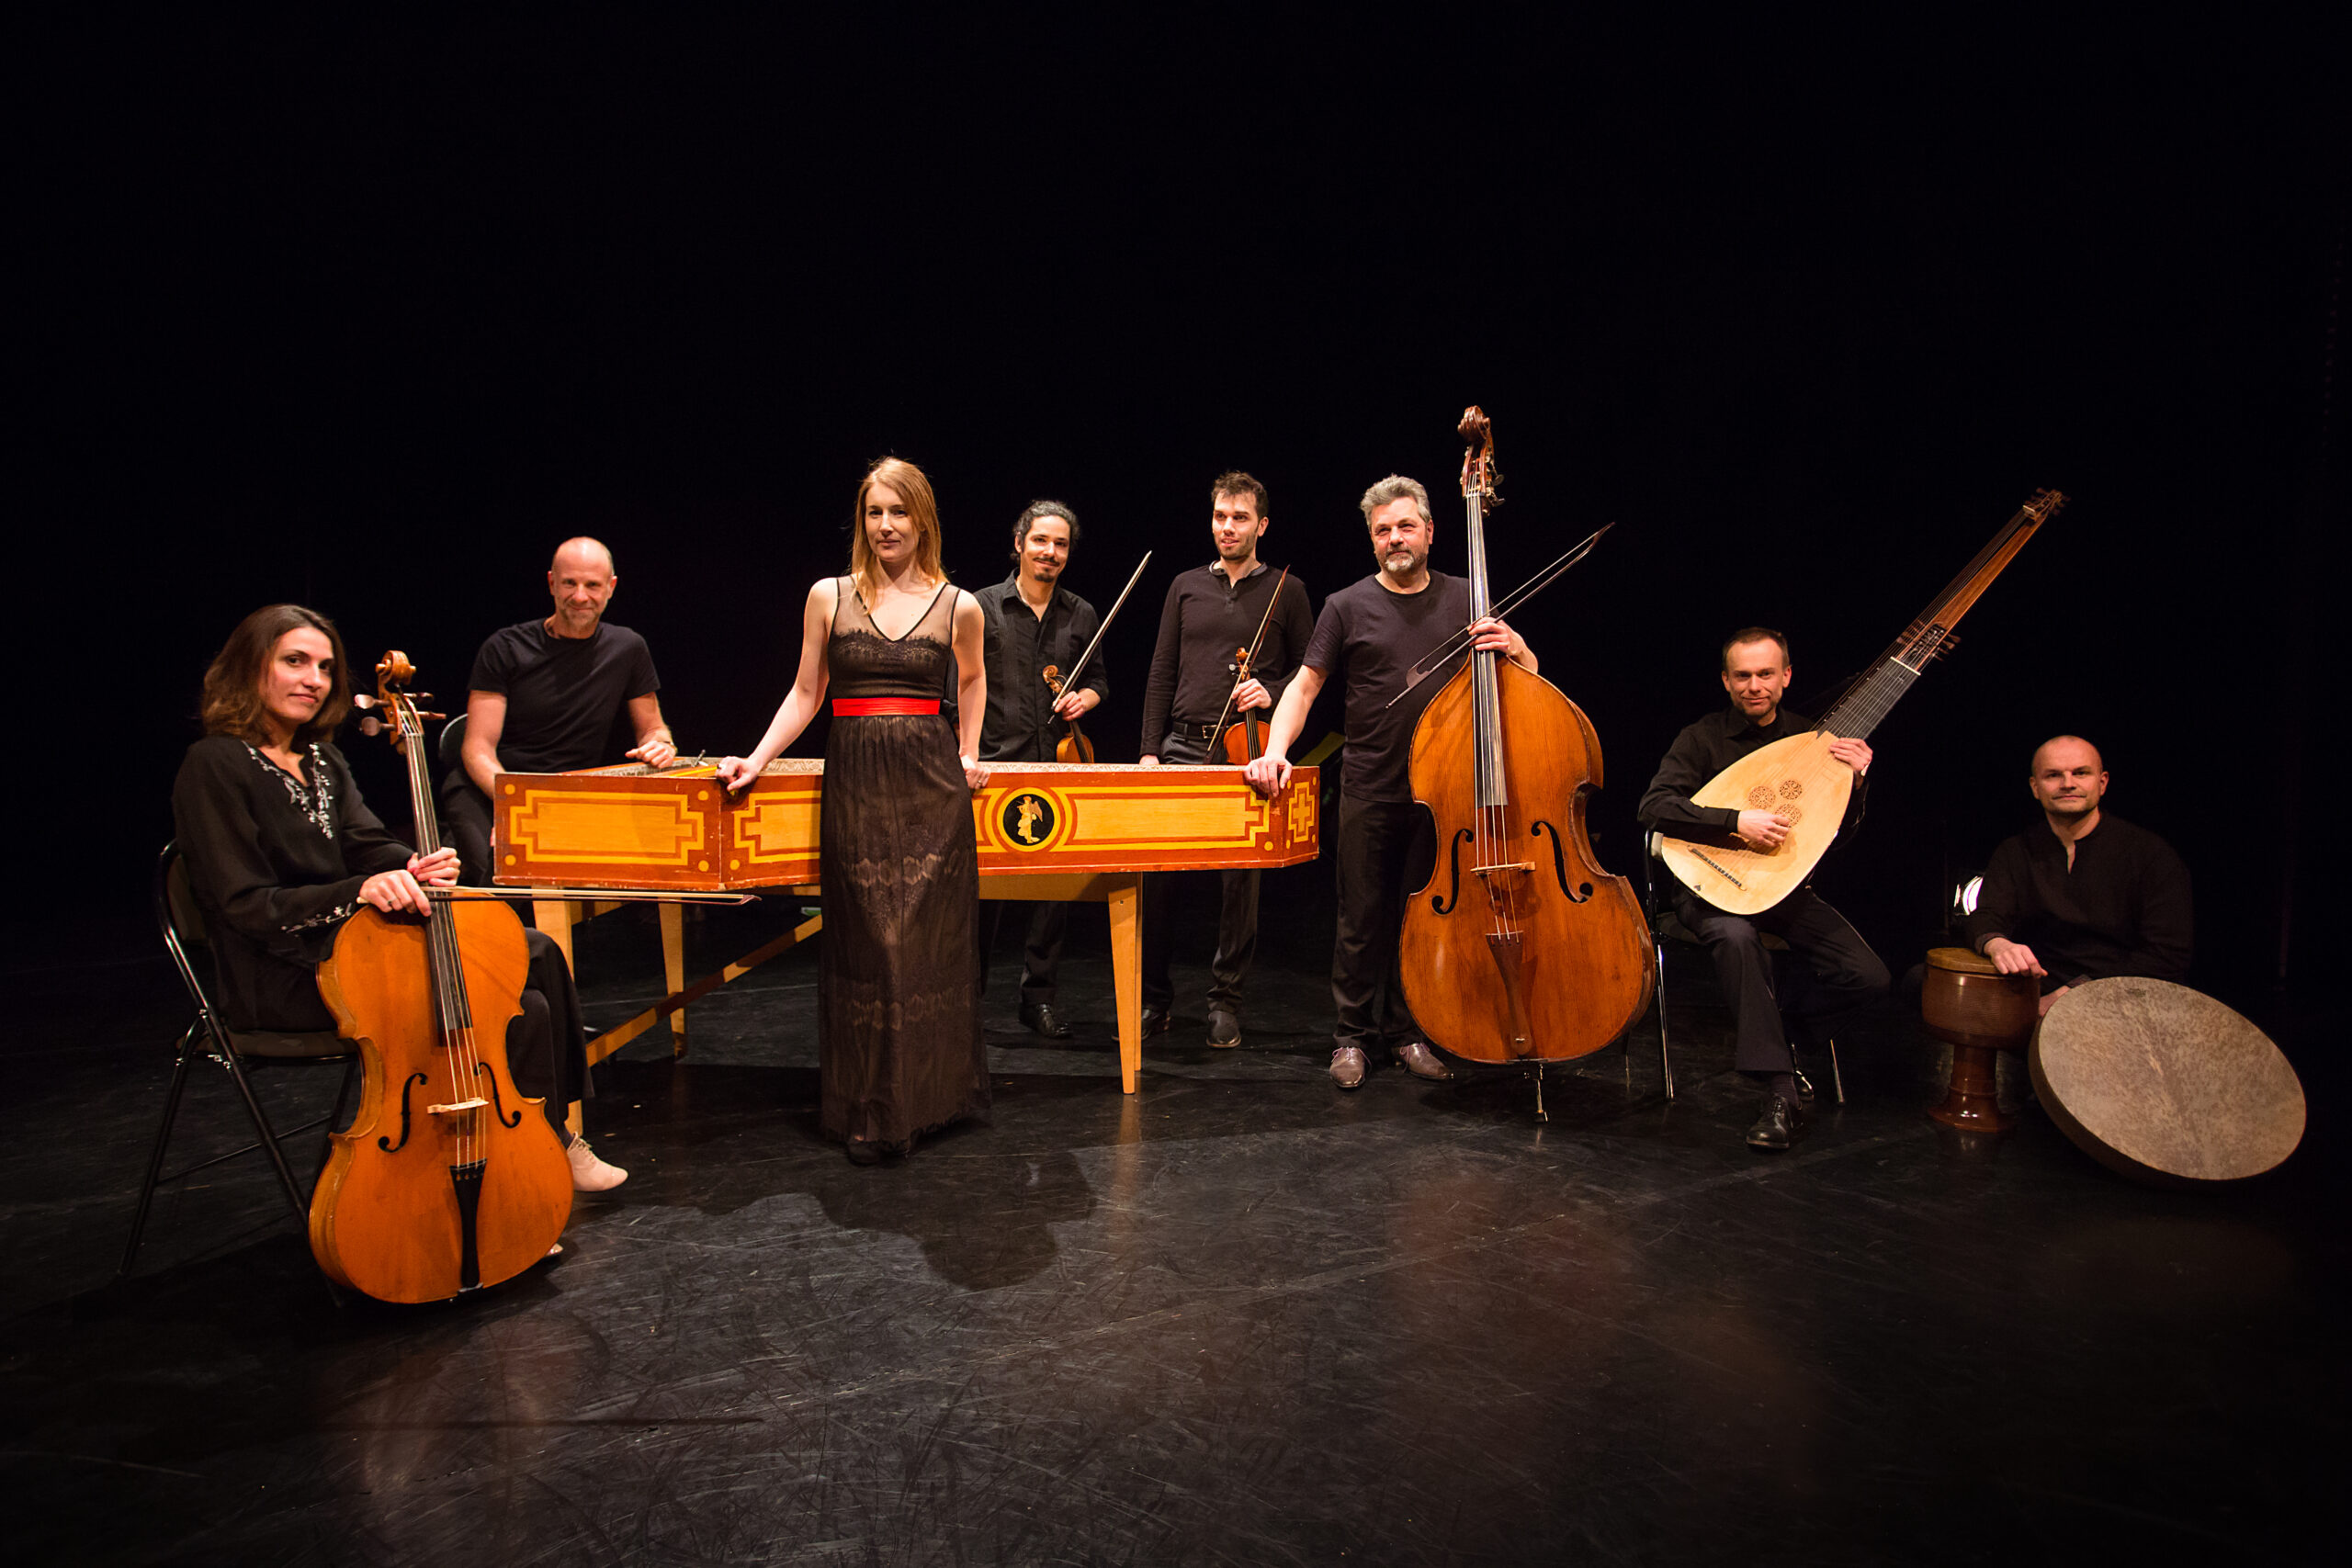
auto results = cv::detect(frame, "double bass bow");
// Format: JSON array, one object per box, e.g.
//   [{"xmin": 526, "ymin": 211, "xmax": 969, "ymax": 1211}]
[
  {"xmin": 1210, "ymin": 565, "xmax": 1291, "ymax": 764},
  {"xmin": 309, "ymin": 652, "xmax": 572, "ymax": 1303},
  {"xmin": 1396, "ymin": 408, "xmax": 1655, "ymax": 1116}
]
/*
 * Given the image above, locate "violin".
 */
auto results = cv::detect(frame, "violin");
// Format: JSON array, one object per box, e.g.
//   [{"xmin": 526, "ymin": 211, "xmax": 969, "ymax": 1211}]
[
  {"xmin": 308, "ymin": 652, "xmax": 571, "ymax": 1302},
  {"xmin": 1216, "ymin": 649, "xmax": 1265, "ymax": 764},
  {"xmin": 1211, "ymin": 564, "xmax": 1290, "ymax": 765},
  {"xmin": 1396, "ymin": 408, "xmax": 1655, "ymax": 1115},
  {"xmin": 1040, "ymin": 664, "xmax": 1095, "ymax": 764}
]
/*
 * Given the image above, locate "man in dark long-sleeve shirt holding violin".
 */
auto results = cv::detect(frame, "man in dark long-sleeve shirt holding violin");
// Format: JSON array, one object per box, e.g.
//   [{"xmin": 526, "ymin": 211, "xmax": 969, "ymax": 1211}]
[
  {"xmin": 1959, "ymin": 735, "xmax": 2191, "ymax": 1015},
  {"xmin": 1136, "ymin": 470, "xmax": 1313, "ymax": 1049},
  {"xmin": 972, "ymin": 501, "xmax": 1107, "ymax": 1040}
]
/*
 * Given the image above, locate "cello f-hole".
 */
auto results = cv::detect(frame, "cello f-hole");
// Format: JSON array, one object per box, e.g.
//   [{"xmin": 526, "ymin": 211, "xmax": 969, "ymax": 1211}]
[
  {"xmin": 1531, "ymin": 821, "xmax": 1595, "ymax": 904},
  {"xmin": 377, "ymin": 1071, "xmax": 428, "ymax": 1153},
  {"xmin": 475, "ymin": 1060, "xmax": 524, "ymax": 1129},
  {"xmin": 1431, "ymin": 829, "xmax": 1472, "ymax": 914}
]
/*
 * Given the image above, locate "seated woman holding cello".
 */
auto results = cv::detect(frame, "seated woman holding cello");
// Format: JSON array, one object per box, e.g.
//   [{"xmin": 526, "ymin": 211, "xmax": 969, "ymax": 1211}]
[{"xmin": 170, "ymin": 604, "xmax": 626, "ymax": 1200}]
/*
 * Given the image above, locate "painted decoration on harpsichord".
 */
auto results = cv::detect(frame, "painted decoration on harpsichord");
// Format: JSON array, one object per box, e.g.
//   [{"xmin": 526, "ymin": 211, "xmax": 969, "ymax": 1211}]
[
  {"xmin": 492, "ymin": 760, "xmax": 1322, "ymax": 889},
  {"xmin": 996, "ymin": 787, "xmax": 1068, "ymax": 852}
]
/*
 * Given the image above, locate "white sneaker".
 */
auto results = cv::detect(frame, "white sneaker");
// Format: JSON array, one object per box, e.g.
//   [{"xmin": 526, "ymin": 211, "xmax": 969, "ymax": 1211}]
[{"xmin": 567, "ymin": 1136, "xmax": 628, "ymax": 1192}]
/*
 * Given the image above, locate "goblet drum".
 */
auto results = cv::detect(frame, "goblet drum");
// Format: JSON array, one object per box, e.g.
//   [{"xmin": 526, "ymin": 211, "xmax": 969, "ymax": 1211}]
[{"xmin": 1921, "ymin": 944, "xmax": 2040, "ymax": 1133}]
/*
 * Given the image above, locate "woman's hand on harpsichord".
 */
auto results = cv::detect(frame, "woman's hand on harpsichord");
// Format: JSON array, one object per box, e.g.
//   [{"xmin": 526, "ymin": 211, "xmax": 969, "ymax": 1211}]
[
  {"xmin": 963, "ymin": 755, "xmax": 989, "ymax": 792},
  {"xmin": 715, "ymin": 755, "xmax": 762, "ymax": 794}
]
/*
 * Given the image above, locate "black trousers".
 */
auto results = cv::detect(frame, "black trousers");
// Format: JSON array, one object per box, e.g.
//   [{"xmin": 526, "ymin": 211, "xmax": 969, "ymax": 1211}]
[
  {"xmin": 440, "ymin": 776, "xmax": 497, "ymax": 888},
  {"xmin": 1139, "ymin": 731, "xmax": 1260, "ymax": 1012},
  {"xmin": 1331, "ymin": 795, "xmax": 1437, "ymax": 1053},
  {"xmin": 504, "ymin": 927, "xmax": 592, "ymax": 1138},
  {"xmin": 978, "ymin": 899, "xmax": 1069, "ymax": 1005},
  {"xmin": 1672, "ymin": 886, "xmax": 1890, "ymax": 1077}
]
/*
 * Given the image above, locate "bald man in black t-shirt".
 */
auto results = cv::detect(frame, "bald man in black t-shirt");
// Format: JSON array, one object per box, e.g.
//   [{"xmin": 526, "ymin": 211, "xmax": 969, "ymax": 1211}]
[
  {"xmin": 441, "ymin": 537, "xmax": 675, "ymax": 886},
  {"xmin": 1247, "ymin": 474, "xmax": 1532, "ymax": 1091}
]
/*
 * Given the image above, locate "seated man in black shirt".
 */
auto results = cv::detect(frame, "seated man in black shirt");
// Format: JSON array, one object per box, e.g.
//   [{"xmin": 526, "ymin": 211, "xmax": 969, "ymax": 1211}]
[
  {"xmin": 1136, "ymin": 471, "xmax": 1314, "ymax": 1047},
  {"xmin": 974, "ymin": 500, "xmax": 1108, "ymax": 1039},
  {"xmin": 442, "ymin": 537, "xmax": 674, "ymax": 886},
  {"xmin": 1961, "ymin": 735, "xmax": 2191, "ymax": 1014},
  {"xmin": 1245, "ymin": 474, "xmax": 1531, "ymax": 1090},
  {"xmin": 1638, "ymin": 628, "xmax": 1890, "ymax": 1152}
]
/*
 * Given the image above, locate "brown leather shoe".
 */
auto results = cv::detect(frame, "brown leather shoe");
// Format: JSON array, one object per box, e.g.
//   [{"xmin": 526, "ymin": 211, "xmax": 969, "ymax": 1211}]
[
  {"xmin": 1394, "ymin": 1040, "xmax": 1454, "ymax": 1082},
  {"xmin": 1329, "ymin": 1046, "xmax": 1367, "ymax": 1089}
]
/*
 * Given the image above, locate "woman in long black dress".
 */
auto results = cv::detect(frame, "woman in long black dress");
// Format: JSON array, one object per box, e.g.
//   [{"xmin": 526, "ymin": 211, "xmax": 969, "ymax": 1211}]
[
  {"xmin": 171, "ymin": 604, "xmax": 628, "ymax": 1201},
  {"xmin": 718, "ymin": 458, "xmax": 990, "ymax": 1164}
]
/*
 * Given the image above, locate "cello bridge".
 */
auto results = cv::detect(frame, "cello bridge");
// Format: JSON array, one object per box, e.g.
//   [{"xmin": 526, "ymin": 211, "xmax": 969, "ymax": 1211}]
[{"xmin": 425, "ymin": 1098, "xmax": 491, "ymax": 1116}]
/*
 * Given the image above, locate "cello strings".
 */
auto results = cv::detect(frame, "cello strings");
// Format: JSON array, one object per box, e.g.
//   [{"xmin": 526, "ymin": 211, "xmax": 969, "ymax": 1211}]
[{"xmin": 398, "ymin": 697, "xmax": 477, "ymax": 1168}]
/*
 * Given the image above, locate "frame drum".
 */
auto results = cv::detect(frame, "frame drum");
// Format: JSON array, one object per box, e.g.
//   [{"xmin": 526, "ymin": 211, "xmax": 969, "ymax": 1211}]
[
  {"xmin": 1921, "ymin": 945, "xmax": 2039, "ymax": 1133},
  {"xmin": 2030, "ymin": 977, "xmax": 2304, "ymax": 1185}
]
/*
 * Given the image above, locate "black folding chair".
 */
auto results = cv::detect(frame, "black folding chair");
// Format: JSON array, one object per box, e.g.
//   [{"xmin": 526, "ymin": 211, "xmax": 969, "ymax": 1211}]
[
  {"xmin": 1642, "ymin": 831, "xmax": 1843, "ymax": 1105},
  {"xmin": 120, "ymin": 841, "xmax": 359, "ymax": 1282}
]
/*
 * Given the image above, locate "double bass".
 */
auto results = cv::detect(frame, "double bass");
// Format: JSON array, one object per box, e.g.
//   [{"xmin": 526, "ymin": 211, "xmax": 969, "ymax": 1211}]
[
  {"xmin": 1397, "ymin": 408, "xmax": 1655, "ymax": 1111},
  {"xmin": 309, "ymin": 652, "xmax": 572, "ymax": 1302}
]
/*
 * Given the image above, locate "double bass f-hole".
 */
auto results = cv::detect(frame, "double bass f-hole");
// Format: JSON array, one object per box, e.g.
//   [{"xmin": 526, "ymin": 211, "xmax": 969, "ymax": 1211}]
[
  {"xmin": 1432, "ymin": 829, "xmax": 1473, "ymax": 915},
  {"xmin": 1531, "ymin": 822, "xmax": 1594, "ymax": 903}
]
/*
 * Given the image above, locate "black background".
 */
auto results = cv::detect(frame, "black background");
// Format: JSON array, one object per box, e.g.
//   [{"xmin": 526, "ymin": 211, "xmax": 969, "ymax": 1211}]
[{"xmin": 14, "ymin": 12, "xmax": 2341, "ymax": 1001}]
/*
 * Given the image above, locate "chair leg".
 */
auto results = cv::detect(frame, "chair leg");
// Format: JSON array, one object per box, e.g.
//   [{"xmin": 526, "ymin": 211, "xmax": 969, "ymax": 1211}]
[
  {"xmin": 217, "ymin": 1033, "xmax": 313, "ymax": 1233},
  {"xmin": 1827, "ymin": 1037, "xmax": 1846, "ymax": 1105},
  {"xmin": 1655, "ymin": 939, "xmax": 1676, "ymax": 1100},
  {"xmin": 120, "ymin": 1022, "xmax": 204, "ymax": 1277}
]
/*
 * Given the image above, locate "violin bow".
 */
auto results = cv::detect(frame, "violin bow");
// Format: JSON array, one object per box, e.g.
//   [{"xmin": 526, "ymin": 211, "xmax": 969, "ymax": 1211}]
[
  {"xmin": 1057, "ymin": 550, "xmax": 1152, "ymax": 698},
  {"xmin": 425, "ymin": 887, "xmax": 757, "ymax": 905},
  {"xmin": 1208, "ymin": 564, "xmax": 1292, "ymax": 747},
  {"xmin": 1381, "ymin": 521, "xmax": 1616, "ymax": 710}
]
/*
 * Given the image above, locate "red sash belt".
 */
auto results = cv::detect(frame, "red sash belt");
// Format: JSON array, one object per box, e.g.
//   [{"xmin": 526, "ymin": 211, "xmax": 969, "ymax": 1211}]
[{"xmin": 831, "ymin": 698, "xmax": 941, "ymax": 716}]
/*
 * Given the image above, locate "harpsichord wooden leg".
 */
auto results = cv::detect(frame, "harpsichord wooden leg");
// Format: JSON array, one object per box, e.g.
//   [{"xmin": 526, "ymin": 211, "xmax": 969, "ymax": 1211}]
[
  {"xmin": 1108, "ymin": 875, "xmax": 1141, "ymax": 1094},
  {"xmin": 659, "ymin": 901, "xmax": 688, "ymax": 1060},
  {"xmin": 535, "ymin": 898, "xmax": 580, "ymax": 972}
]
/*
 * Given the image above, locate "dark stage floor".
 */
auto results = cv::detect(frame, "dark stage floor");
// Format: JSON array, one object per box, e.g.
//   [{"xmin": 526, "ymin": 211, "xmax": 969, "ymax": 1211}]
[{"xmin": 3, "ymin": 886, "xmax": 2342, "ymax": 1566}]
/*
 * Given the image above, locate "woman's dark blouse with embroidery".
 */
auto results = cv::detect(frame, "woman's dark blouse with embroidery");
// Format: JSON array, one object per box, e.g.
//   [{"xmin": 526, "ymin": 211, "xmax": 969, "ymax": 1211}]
[{"xmin": 171, "ymin": 735, "xmax": 413, "ymax": 1030}]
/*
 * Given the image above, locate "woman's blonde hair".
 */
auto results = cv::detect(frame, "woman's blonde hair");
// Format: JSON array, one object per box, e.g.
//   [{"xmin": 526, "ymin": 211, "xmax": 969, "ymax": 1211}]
[{"xmin": 849, "ymin": 457, "xmax": 946, "ymax": 604}]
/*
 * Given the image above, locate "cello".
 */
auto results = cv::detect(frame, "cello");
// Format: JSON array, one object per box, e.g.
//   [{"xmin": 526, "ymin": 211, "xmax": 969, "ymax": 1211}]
[
  {"xmin": 1396, "ymin": 408, "xmax": 1655, "ymax": 1113},
  {"xmin": 308, "ymin": 652, "xmax": 572, "ymax": 1302}
]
